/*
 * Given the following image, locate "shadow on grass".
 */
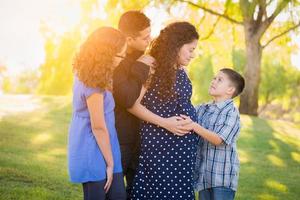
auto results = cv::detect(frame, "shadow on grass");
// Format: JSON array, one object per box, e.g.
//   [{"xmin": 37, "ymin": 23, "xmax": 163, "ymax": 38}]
[
  {"xmin": 0, "ymin": 96, "xmax": 82, "ymax": 200},
  {"xmin": 237, "ymin": 116, "xmax": 300, "ymax": 200}
]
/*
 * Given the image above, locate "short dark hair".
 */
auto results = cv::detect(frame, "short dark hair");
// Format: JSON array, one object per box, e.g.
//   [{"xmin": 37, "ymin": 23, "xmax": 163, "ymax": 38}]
[
  {"xmin": 118, "ymin": 10, "xmax": 150, "ymax": 37},
  {"xmin": 220, "ymin": 68, "xmax": 245, "ymax": 98}
]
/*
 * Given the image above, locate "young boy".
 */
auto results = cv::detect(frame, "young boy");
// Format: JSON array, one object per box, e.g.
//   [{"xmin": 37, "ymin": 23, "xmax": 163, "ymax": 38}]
[{"xmin": 182, "ymin": 68, "xmax": 245, "ymax": 200}]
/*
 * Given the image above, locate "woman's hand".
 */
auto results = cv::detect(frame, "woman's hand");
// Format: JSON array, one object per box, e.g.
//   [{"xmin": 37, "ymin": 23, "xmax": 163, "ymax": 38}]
[
  {"xmin": 104, "ymin": 165, "xmax": 114, "ymax": 193},
  {"xmin": 137, "ymin": 55, "xmax": 156, "ymax": 68},
  {"xmin": 161, "ymin": 116, "xmax": 193, "ymax": 136}
]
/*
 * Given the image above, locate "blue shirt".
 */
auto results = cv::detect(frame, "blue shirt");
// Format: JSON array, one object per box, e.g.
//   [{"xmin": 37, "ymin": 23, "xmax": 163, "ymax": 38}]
[
  {"xmin": 68, "ymin": 76, "xmax": 122, "ymax": 183},
  {"xmin": 193, "ymin": 99, "xmax": 240, "ymax": 191}
]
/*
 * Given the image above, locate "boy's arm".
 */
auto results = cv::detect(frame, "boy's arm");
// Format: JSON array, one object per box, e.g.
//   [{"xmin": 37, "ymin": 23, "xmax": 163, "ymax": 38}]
[
  {"xmin": 191, "ymin": 123, "xmax": 223, "ymax": 146},
  {"xmin": 182, "ymin": 108, "xmax": 240, "ymax": 146}
]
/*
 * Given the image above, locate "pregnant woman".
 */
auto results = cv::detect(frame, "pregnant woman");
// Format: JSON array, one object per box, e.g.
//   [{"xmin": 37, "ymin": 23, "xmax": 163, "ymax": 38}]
[{"xmin": 131, "ymin": 22, "xmax": 199, "ymax": 200}]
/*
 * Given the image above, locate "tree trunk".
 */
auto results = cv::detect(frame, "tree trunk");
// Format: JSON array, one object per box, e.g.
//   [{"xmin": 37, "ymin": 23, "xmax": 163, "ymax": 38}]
[{"xmin": 239, "ymin": 23, "xmax": 262, "ymax": 116}]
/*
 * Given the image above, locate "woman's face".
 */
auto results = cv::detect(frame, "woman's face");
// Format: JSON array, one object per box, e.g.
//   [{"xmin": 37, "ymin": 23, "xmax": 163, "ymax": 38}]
[
  {"xmin": 177, "ymin": 39, "xmax": 198, "ymax": 66},
  {"xmin": 113, "ymin": 43, "xmax": 127, "ymax": 67}
]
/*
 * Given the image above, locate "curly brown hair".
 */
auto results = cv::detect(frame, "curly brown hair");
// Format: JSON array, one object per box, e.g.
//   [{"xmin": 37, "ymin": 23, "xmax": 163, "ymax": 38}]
[
  {"xmin": 73, "ymin": 27, "xmax": 126, "ymax": 90},
  {"xmin": 148, "ymin": 21, "xmax": 199, "ymax": 100}
]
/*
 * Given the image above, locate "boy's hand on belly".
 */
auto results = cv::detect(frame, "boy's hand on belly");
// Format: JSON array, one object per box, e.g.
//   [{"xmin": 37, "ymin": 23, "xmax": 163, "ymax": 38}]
[
  {"xmin": 179, "ymin": 114, "xmax": 195, "ymax": 131},
  {"xmin": 161, "ymin": 116, "xmax": 191, "ymax": 136}
]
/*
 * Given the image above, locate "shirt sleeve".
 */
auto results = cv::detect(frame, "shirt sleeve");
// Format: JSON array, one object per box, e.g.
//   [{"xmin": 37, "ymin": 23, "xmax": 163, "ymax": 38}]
[
  {"xmin": 194, "ymin": 104, "xmax": 206, "ymax": 143},
  {"xmin": 214, "ymin": 109, "xmax": 240, "ymax": 145},
  {"xmin": 83, "ymin": 86, "xmax": 104, "ymax": 98},
  {"xmin": 113, "ymin": 61, "xmax": 150, "ymax": 109},
  {"xmin": 130, "ymin": 61, "xmax": 150, "ymax": 84},
  {"xmin": 194, "ymin": 104, "xmax": 206, "ymax": 121}
]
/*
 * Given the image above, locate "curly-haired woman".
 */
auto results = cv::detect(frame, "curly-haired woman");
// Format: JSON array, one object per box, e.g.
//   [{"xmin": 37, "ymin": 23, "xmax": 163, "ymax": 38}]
[
  {"xmin": 68, "ymin": 27, "xmax": 127, "ymax": 200},
  {"xmin": 131, "ymin": 22, "xmax": 199, "ymax": 200}
]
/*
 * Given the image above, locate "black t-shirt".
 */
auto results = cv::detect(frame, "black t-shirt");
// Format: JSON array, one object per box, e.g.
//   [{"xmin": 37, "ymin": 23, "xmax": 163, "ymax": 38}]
[{"xmin": 113, "ymin": 50, "xmax": 150, "ymax": 145}]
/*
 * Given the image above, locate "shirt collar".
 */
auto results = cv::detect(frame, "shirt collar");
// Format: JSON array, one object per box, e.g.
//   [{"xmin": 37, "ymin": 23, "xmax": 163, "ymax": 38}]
[
  {"xmin": 126, "ymin": 50, "xmax": 144, "ymax": 60},
  {"xmin": 210, "ymin": 99, "xmax": 233, "ymax": 110}
]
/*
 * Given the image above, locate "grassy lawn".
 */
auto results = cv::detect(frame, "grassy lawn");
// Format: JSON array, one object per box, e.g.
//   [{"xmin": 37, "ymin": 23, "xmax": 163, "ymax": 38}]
[{"xmin": 0, "ymin": 95, "xmax": 299, "ymax": 200}]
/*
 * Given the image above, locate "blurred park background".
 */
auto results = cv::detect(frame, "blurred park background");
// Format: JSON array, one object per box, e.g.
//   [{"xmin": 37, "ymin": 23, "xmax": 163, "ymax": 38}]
[{"xmin": 0, "ymin": 0, "xmax": 300, "ymax": 199}]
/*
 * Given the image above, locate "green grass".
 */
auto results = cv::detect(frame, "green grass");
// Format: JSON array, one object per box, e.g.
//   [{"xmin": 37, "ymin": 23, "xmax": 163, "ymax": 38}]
[{"xmin": 0, "ymin": 95, "xmax": 299, "ymax": 200}]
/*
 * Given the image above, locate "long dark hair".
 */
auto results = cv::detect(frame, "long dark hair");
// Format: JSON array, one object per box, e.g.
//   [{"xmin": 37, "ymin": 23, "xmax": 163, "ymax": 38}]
[{"xmin": 148, "ymin": 22, "xmax": 199, "ymax": 100}]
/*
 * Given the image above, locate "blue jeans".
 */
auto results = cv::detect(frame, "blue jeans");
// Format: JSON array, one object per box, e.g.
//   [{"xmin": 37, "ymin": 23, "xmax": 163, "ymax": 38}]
[{"xmin": 199, "ymin": 187, "xmax": 236, "ymax": 200}]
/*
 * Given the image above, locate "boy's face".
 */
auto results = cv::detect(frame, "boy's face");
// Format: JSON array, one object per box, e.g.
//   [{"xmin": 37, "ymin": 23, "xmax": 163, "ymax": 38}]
[
  {"xmin": 127, "ymin": 27, "xmax": 151, "ymax": 52},
  {"xmin": 209, "ymin": 71, "xmax": 235, "ymax": 98}
]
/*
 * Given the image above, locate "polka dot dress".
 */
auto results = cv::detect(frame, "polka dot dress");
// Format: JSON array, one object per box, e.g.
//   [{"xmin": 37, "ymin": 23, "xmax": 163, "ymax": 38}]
[{"xmin": 131, "ymin": 69, "xmax": 197, "ymax": 200}]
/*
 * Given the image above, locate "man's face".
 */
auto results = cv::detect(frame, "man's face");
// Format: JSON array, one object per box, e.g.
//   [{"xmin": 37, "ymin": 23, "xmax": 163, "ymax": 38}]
[{"xmin": 127, "ymin": 27, "xmax": 151, "ymax": 52}]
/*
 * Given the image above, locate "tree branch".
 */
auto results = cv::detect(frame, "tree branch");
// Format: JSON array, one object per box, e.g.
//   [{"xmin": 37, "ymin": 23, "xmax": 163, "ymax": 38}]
[
  {"xmin": 256, "ymin": 0, "xmax": 267, "ymax": 23},
  {"xmin": 267, "ymin": 0, "xmax": 290, "ymax": 24},
  {"xmin": 176, "ymin": 0, "xmax": 243, "ymax": 25},
  {"xmin": 266, "ymin": 0, "xmax": 275, "ymax": 7},
  {"xmin": 240, "ymin": 0, "xmax": 258, "ymax": 22},
  {"xmin": 199, "ymin": 11, "xmax": 207, "ymax": 25},
  {"xmin": 262, "ymin": 21, "xmax": 300, "ymax": 48},
  {"xmin": 199, "ymin": 2, "xmax": 230, "ymax": 41},
  {"xmin": 256, "ymin": 0, "xmax": 290, "ymax": 37},
  {"xmin": 200, "ymin": 16, "xmax": 221, "ymax": 41},
  {"xmin": 166, "ymin": 0, "xmax": 177, "ymax": 14}
]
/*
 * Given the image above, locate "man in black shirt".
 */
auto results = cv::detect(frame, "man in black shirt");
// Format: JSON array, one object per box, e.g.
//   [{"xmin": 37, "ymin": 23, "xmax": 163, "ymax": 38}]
[{"xmin": 113, "ymin": 11, "xmax": 152, "ymax": 198}]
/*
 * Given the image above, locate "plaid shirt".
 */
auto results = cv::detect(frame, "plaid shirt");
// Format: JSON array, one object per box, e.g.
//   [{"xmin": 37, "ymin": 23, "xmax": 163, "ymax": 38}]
[{"xmin": 193, "ymin": 99, "xmax": 240, "ymax": 191}]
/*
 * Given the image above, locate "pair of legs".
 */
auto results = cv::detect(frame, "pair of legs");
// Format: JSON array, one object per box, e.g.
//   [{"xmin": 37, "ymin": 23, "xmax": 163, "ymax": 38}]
[
  {"xmin": 199, "ymin": 187, "xmax": 235, "ymax": 200},
  {"xmin": 82, "ymin": 173, "xmax": 126, "ymax": 200},
  {"xmin": 119, "ymin": 138, "xmax": 140, "ymax": 199}
]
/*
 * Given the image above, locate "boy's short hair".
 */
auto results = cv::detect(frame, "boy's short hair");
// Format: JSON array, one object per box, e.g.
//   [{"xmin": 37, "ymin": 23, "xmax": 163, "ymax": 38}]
[
  {"xmin": 118, "ymin": 10, "xmax": 150, "ymax": 37},
  {"xmin": 221, "ymin": 68, "xmax": 245, "ymax": 98}
]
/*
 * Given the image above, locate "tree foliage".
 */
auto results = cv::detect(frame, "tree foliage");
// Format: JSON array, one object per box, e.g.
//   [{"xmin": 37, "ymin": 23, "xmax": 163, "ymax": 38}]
[{"xmin": 5, "ymin": 0, "xmax": 299, "ymax": 120}]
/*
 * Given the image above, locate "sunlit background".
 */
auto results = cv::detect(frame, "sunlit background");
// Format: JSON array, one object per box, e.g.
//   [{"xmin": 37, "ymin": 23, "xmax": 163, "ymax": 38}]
[
  {"xmin": 0, "ymin": 0, "xmax": 300, "ymax": 76},
  {"xmin": 1, "ymin": 0, "xmax": 300, "ymax": 119},
  {"xmin": 0, "ymin": 0, "xmax": 178, "ymax": 76}
]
